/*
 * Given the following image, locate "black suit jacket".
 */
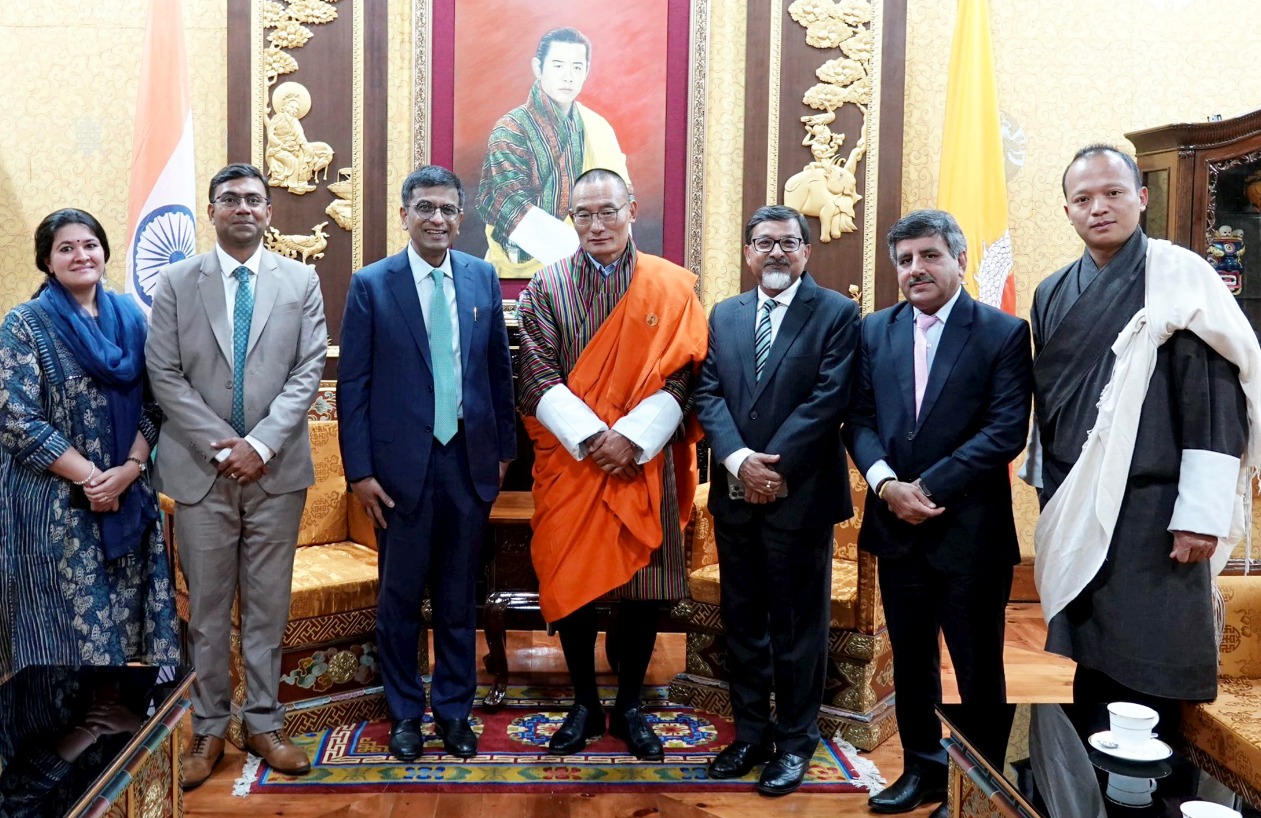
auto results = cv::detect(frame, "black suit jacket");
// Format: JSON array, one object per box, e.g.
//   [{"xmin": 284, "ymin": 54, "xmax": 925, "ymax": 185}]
[
  {"xmin": 694, "ymin": 273, "xmax": 860, "ymax": 530},
  {"xmin": 843, "ymin": 290, "xmax": 1032, "ymax": 568}
]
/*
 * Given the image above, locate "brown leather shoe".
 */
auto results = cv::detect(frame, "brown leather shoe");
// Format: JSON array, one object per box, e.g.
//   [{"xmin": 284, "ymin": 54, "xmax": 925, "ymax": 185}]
[
  {"xmin": 245, "ymin": 729, "xmax": 311, "ymax": 775},
  {"xmin": 181, "ymin": 734, "xmax": 225, "ymax": 790}
]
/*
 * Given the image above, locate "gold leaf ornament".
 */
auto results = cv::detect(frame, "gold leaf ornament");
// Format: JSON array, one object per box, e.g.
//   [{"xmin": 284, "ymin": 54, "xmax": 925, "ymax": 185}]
[
  {"xmin": 269, "ymin": 19, "xmax": 313, "ymax": 49},
  {"xmin": 287, "ymin": 0, "xmax": 338, "ymax": 25}
]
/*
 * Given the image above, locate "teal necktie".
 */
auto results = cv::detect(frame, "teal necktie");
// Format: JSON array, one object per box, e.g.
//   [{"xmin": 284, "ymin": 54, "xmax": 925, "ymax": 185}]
[
  {"xmin": 428, "ymin": 267, "xmax": 458, "ymax": 444},
  {"xmin": 231, "ymin": 265, "xmax": 253, "ymax": 435}
]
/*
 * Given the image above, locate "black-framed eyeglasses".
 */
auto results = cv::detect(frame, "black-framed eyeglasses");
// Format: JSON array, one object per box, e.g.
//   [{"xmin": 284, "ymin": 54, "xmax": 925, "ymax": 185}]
[
  {"xmin": 571, "ymin": 201, "xmax": 630, "ymax": 226},
  {"xmin": 213, "ymin": 194, "xmax": 270, "ymax": 209},
  {"xmin": 412, "ymin": 201, "xmax": 463, "ymax": 219},
  {"xmin": 749, "ymin": 236, "xmax": 804, "ymax": 254}
]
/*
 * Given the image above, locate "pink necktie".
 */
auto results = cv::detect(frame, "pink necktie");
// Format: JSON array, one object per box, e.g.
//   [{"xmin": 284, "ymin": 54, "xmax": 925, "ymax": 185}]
[{"xmin": 914, "ymin": 312, "xmax": 940, "ymax": 419}]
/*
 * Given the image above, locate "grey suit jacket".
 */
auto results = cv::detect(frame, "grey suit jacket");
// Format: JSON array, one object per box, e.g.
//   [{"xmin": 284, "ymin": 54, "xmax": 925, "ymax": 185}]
[{"xmin": 146, "ymin": 248, "xmax": 328, "ymax": 505}]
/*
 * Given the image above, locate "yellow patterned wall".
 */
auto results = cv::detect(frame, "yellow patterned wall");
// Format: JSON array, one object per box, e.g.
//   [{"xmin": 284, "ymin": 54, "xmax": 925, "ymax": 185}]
[
  {"xmin": 903, "ymin": 0, "xmax": 1261, "ymax": 557},
  {"xmin": 0, "ymin": 1, "xmax": 226, "ymax": 313}
]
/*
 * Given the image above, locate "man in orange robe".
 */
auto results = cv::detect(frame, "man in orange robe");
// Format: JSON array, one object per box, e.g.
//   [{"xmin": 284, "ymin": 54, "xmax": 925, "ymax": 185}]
[{"xmin": 516, "ymin": 168, "xmax": 707, "ymax": 760}]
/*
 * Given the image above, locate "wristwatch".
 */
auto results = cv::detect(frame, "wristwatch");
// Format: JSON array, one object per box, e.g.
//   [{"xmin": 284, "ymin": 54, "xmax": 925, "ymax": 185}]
[{"xmin": 127, "ymin": 456, "xmax": 148, "ymax": 475}]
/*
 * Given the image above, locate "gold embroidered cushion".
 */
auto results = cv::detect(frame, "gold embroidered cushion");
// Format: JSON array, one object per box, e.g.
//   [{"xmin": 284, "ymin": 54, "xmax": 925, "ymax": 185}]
[
  {"xmin": 1218, "ymin": 576, "xmax": 1261, "ymax": 678},
  {"xmin": 1183, "ymin": 677, "xmax": 1261, "ymax": 797},
  {"xmin": 297, "ymin": 420, "xmax": 348, "ymax": 547},
  {"xmin": 288, "ymin": 541, "xmax": 379, "ymax": 620}
]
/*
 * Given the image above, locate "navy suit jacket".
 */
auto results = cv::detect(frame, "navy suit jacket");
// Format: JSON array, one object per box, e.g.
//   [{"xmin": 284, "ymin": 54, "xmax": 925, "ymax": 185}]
[
  {"xmin": 337, "ymin": 248, "xmax": 517, "ymax": 513},
  {"xmin": 843, "ymin": 289, "xmax": 1032, "ymax": 568},
  {"xmin": 694, "ymin": 273, "xmax": 860, "ymax": 530}
]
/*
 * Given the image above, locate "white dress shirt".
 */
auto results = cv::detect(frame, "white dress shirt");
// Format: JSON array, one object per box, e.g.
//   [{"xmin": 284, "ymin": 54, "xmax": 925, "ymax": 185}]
[
  {"xmin": 723, "ymin": 276, "xmax": 804, "ymax": 480},
  {"xmin": 864, "ymin": 286, "xmax": 964, "ymax": 490},
  {"xmin": 213, "ymin": 244, "xmax": 273, "ymax": 463},
  {"xmin": 408, "ymin": 243, "xmax": 464, "ymax": 419}
]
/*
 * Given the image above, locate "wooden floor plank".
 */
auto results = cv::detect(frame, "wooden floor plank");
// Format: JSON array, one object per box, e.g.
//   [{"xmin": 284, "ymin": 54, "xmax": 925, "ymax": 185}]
[{"xmin": 185, "ymin": 603, "xmax": 1072, "ymax": 816}]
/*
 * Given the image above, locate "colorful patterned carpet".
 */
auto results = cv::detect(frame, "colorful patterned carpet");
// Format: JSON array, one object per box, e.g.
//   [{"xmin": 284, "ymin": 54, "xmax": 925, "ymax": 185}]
[{"xmin": 244, "ymin": 685, "xmax": 880, "ymax": 794}]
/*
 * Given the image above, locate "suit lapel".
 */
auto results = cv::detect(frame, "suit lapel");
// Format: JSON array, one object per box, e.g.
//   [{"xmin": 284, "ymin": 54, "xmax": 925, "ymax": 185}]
[
  {"xmin": 452, "ymin": 252, "xmax": 475, "ymax": 374},
  {"xmin": 246, "ymin": 251, "xmax": 281, "ymax": 356},
  {"xmin": 915, "ymin": 290, "xmax": 974, "ymax": 430},
  {"xmin": 386, "ymin": 249, "xmax": 433, "ymax": 375},
  {"xmin": 751, "ymin": 274, "xmax": 817, "ymax": 405},
  {"xmin": 735, "ymin": 289, "xmax": 758, "ymax": 394},
  {"xmin": 197, "ymin": 253, "xmax": 233, "ymax": 365},
  {"xmin": 890, "ymin": 303, "xmax": 916, "ymax": 425}
]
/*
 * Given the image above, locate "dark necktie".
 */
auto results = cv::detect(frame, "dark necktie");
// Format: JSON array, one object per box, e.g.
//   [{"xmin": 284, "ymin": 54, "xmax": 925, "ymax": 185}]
[{"xmin": 755, "ymin": 299, "xmax": 778, "ymax": 381}]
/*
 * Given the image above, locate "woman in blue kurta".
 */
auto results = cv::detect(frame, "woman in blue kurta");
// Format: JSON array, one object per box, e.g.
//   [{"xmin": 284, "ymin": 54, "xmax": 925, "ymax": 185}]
[{"xmin": 0, "ymin": 209, "xmax": 178, "ymax": 680}]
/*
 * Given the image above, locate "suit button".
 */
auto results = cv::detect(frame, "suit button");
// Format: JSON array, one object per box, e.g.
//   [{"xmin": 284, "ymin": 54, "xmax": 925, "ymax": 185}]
[
  {"xmin": 907, "ymin": 432, "xmax": 916, "ymax": 441},
  {"xmin": 749, "ymin": 410, "xmax": 759, "ymax": 420},
  {"xmin": 225, "ymin": 379, "xmax": 233, "ymax": 390},
  {"xmin": 428, "ymin": 386, "xmax": 433, "ymax": 393},
  {"xmin": 426, "ymin": 425, "xmax": 433, "ymax": 432}
]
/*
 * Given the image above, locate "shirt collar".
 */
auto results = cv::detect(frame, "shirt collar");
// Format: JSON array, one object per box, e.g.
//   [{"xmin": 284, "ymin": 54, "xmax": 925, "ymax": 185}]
[
  {"xmin": 585, "ymin": 252, "xmax": 621, "ymax": 279},
  {"xmin": 408, "ymin": 243, "xmax": 454, "ymax": 283},
  {"xmin": 756, "ymin": 275, "xmax": 804, "ymax": 309},
  {"xmin": 914, "ymin": 285, "xmax": 963, "ymax": 325},
  {"xmin": 216, "ymin": 244, "xmax": 263, "ymax": 280}
]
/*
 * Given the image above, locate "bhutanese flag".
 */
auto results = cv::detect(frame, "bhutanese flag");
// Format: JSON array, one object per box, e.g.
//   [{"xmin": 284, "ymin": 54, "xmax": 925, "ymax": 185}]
[
  {"xmin": 937, "ymin": 0, "xmax": 1016, "ymax": 314},
  {"xmin": 125, "ymin": 0, "xmax": 197, "ymax": 313}
]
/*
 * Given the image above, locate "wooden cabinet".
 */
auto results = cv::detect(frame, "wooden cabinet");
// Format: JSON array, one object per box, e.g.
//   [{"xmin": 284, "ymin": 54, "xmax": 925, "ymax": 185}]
[{"xmin": 1128, "ymin": 108, "xmax": 1261, "ymax": 337}]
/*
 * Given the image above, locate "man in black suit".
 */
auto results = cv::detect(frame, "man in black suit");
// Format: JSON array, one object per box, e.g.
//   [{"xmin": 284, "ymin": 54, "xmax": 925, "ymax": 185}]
[
  {"xmin": 694, "ymin": 205, "xmax": 860, "ymax": 796},
  {"xmin": 844, "ymin": 210, "xmax": 1032, "ymax": 816}
]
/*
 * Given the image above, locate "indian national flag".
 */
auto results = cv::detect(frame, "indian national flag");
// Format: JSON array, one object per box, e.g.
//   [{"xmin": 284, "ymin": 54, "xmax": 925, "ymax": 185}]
[
  {"xmin": 937, "ymin": 0, "xmax": 1016, "ymax": 314},
  {"xmin": 125, "ymin": 0, "xmax": 197, "ymax": 313}
]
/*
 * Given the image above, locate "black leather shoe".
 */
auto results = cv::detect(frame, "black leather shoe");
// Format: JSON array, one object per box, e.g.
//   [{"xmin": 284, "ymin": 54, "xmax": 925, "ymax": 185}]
[
  {"xmin": 388, "ymin": 718, "xmax": 424, "ymax": 762},
  {"xmin": 434, "ymin": 717, "xmax": 478, "ymax": 758},
  {"xmin": 610, "ymin": 706, "xmax": 664, "ymax": 761},
  {"xmin": 756, "ymin": 751, "xmax": 809, "ymax": 796},
  {"xmin": 548, "ymin": 704, "xmax": 606, "ymax": 755},
  {"xmin": 927, "ymin": 802, "xmax": 949, "ymax": 818},
  {"xmin": 708, "ymin": 741, "xmax": 774, "ymax": 779},
  {"xmin": 867, "ymin": 768, "xmax": 948, "ymax": 814}
]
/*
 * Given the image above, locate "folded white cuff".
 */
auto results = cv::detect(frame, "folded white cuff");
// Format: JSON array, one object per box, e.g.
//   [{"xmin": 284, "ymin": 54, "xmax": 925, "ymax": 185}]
[
  {"xmin": 611, "ymin": 390, "xmax": 683, "ymax": 464},
  {"xmin": 1168, "ymin": 449, "xmax": 1241, "ymax": 539},
  {"xmin": 536, "ymin": 384, "xmax": 608, "ymax": 460},
  {"xmin": 724, "ymin": 448, "xmax": 754, "ymax": 481}
]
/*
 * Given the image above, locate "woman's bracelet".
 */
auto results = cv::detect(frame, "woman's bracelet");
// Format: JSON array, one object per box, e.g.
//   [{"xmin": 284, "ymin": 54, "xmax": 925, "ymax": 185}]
[
  {"xmin": 72, "ymin": 725, "xmax": 98, "ymax": 743},
  {"xmin": 73, "ymin": 464, "xmax": 97, "ymax": 487}
]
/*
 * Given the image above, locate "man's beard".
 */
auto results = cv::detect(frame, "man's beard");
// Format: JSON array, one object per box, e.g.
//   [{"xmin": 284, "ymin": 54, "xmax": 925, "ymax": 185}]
[{"xmin": 760, "ymin": 269, "xmax": 791, "ymax": 291}]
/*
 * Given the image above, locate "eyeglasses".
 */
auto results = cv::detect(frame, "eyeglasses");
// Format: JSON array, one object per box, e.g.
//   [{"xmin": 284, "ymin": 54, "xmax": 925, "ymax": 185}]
[
  {"xmin": 749, "ymin": 236, "xmax": 804, "ymax": 254},
  {"xmin": 213, "ymin": 194, "xmax": 270, "ymax": 209},
  {"xmin": 571, "ymin": 202, "xmax": 630, "ymax": 226},
  {"xmin": 412, "ymin": 201, "xmax": 462, "ymax": 219}
]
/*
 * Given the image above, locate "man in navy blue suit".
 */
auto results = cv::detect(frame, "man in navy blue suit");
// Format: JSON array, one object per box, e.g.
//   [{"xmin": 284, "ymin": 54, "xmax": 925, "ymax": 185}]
[
  {"xmin": 337, "ymin": 165, "xmax": 517, "ymax": 761},
  {"xmin": 844, "ymin": 210, "xmax": 1031, "ymax": 817}
]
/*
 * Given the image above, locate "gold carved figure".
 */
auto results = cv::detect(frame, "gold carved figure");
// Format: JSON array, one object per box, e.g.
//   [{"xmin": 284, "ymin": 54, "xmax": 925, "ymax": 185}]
[
  {"xmin": 266, "ymin": 221, "xmax": 330, "ymax": 264},
  {"xmin": 325, "ymin": 167, "xmax": 354, "ymax": 231},
  {"xmin": 785, "ymin": 132, "xmax": 866, "ymax": 242},
  {"xmin": 266, "ymin": 82, "xmax": 334, "ymax": 194}
]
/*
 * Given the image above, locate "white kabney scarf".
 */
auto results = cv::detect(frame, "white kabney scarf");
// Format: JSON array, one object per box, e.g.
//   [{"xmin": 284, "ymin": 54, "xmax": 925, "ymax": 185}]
[{"xmin": 1035, "ymin": 239, "xmax": 1261, "ymax": 624}]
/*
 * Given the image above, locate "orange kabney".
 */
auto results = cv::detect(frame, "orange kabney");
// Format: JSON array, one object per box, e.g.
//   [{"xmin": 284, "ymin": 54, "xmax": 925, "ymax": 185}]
[{"xmin": 525, "ymin": 256, "xmax": 708, "ymax": 623}]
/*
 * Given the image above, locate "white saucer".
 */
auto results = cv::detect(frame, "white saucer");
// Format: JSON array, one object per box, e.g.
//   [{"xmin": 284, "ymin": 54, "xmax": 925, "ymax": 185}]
[{"xmin": 1088, "ymin": 731, "xmax": 1173, "ymax": 762}]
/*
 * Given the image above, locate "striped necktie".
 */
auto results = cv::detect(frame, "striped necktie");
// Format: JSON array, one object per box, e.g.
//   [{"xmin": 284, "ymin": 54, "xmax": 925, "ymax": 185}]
[
  {"xmin": 429, "ymin": 267, "xmax": 458, "ymax": 444},
  {"xmin": 231, "ymin": 265, "xmax": 253, "ymax": 435},
  {"xmin": 755, "ymin": 298, "xmax": 778, "ymax": 381}
]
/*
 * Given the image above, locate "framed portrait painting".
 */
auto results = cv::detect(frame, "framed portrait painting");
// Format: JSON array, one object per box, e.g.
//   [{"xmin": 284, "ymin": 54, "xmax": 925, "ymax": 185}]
[{"xmin": 418, "ymin": 0, "xmax": 697, "ymax": 289}]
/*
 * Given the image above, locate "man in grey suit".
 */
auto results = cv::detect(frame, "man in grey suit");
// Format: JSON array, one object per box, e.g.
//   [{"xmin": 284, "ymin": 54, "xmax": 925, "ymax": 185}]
[
  {"xmin": 693, "ymin": 205, "xmax": 860, "ymax": 796},
  {"xmin": 146, "ymin": 163, "xmax": 327, "ymax": 789}
]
